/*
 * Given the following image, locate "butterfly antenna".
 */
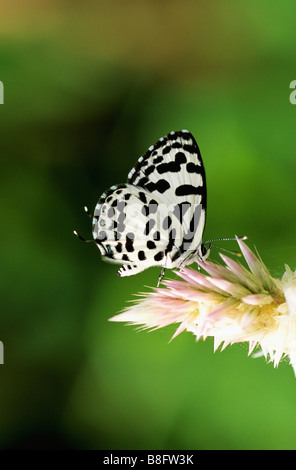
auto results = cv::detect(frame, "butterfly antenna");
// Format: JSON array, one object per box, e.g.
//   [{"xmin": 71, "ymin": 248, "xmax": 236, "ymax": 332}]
[
  {"xmin": 204, "ymin": 235, "xmax": 247, "ymax": 244},
  {"xmin": 210, "ymin": 244, "xmax": 242, "ymax": 257},
  {"xmin": 84, "ymin": 206, "xmax": 92, "ymax": 219},
  {"xmin": 73, "ymin": 206, "xmax": 95, "ymax": 242},
  {"xmin": 73, "ymin": 230, "xmax": 95, "ymax": 243},
  {"xmin": 204, "ymin": 235, "xmax": 247, "ymax": 257}
]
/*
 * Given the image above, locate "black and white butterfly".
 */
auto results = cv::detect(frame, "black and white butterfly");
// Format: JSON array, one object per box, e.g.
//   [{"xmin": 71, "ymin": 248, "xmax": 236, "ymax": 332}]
[{"xmin": 87, "ymin": 130, "xmax": 211, "ymax": 284}]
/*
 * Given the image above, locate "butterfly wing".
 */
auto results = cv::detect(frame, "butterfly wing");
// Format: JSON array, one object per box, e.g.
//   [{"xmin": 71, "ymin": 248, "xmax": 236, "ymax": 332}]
[
  {"xmin": 92, "ymin": 130, "xmax": 207, "ymax": 276},
  {"xmin": 127, "ymin": 130, "xmax": 207, "ymax": 263},
  {"xmin": 92, "ymin": 184, "xmax": 176, "ymax": 276}
]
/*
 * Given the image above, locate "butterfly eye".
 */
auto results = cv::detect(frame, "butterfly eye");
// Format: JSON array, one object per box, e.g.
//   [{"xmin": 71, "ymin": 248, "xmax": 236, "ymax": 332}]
[
  {"xmin": 199, "ymin": 243, "xmax": 210, "ymax": 260},
  {"xmin": 201, "ymin": 244, "xmax": 207, "ymax": 257}
]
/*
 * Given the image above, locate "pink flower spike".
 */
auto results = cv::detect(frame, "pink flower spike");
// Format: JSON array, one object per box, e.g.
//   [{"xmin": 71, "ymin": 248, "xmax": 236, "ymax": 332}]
[
  {"xmin": 213, "ymin": 336, "xmax": 223, "ymax": 352},
  {"xmin": 170, "ymin": 321, "xmax": 188, "ymax": 341},
  {"xmin": 219, "ymin": 253, "xmax": 247, "ymax": 278},
  {"xmin": 197, "ymin": 259, "xmax": 228, "ymax": 279},
  {"xmin": 161, "ymin": 279, "xmax": 189, "ymax": 290},
  {"xmin": 219, "ymin": 253, "xmax": 260, "ymax": 292},
  {"xmin": 208, "ymin": 277, "xmax": 251, "ymax": 298},
  {"xmin": 236, "ymin": 237, "xmax": 275, "ymax": 292},
  {"xmin": 220, "ymin": 341, "xmax": 231, "ymax": 352},
  {"xmin": 282, "ymin": 265, "xmax": 296, "ymax": 316},
  {"xmin": 242, "ymin": 294, "xmax": 273, "ymax": 306},
  {"xmin": 248, "ymin": 341, "xmax": 257, "ymax": 356},
  {"xmin": 110, "ymin": 238, "xmax": 296, "ymax": 375},
  {"xmin": 208, "ymin": 298, "xmax": 240, "ymax": 321},
  {"xmin": 177, "ymin": 269, "xmax": 213, "ymax": 290}
]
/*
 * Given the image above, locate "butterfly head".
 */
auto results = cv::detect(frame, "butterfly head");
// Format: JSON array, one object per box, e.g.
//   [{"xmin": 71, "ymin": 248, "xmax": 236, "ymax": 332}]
[{"xmin": 198, "ymin": 243, "xmax": 211, "ymax": 261}]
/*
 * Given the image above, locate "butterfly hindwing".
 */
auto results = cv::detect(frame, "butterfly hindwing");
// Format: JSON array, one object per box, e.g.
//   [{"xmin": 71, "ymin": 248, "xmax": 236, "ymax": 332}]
[{"xmin": 92, "ymin": 185, "xmax": 179, "ymax": 276}]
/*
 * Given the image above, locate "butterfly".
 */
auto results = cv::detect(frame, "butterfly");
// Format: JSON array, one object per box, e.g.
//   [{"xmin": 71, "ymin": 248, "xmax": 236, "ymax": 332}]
[
  {"xmin": 75, "ymin": 130, "xmax": 243, "ymax": 285},
  {"xmin": 88, "ymin": 129, "xmax": 211, "ymax": 283}
]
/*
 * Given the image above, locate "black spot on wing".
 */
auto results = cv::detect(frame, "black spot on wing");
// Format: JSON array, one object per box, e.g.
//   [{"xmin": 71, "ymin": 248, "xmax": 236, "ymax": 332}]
[
  {"xmin": 162, "ymin": 216, "xmax": 172, "ymax": 230},
  {"xmin": 153, "ymin": 156, "xmax": 163, "ymax": 164},
  {"xmin": 116, "ymin": 242, "xmax": 122, "ymax": 253},
  {"xmin": 165, "ymin": 228, "xmax": 176, "ymax": 255},
  {"xmin": 125, "ymin": 233, "xmax": 135, "ymax": 252},
  {"xmin": 175, "ymin": 185, "xmax": 203, "ymax": 196},
  {"xmin": 154, "ymin": 251, "xmax": 164, "ymax": 261},
  {"xmin": 147, "ymin": 240, "xmax": 156, "ymax": 249},
  {"xmin": 156, "ymin": 151, "xmax": 186, "ymax": 175},
  {"xmin": 172, "ymin": 142, "xmax": 181, "ymax": 149},
  {"xmin": 182, "ymin": 143, "xmax": 197, "ymax": 153},
  {"xmin": 144, "ymin": 165, "xmax": 155, "ymax": 177},
  {"xmin": 139, "ymin": 192, "xmax": 147, "ymax": 203},
  {"xmin": 153, "ymin": 231, "xmax": 160, "ymax": 241},
  {"xmin": 145, "ymin": 179, "xmax": 170, "ymax": 194},
  {"xmin": 186, "ymin": 162, "xmax": 201, "ymax": 173},
  {"xmin": 162, "ymin": 145, "xmax": 171, "ymax": 155},
  {"xmin": 138, "ymin": 250, "xmax": 146, "ymax": 261},
  {"xmin": 144, "ymin": 219, "xmax": 155, "ymax": 235}
]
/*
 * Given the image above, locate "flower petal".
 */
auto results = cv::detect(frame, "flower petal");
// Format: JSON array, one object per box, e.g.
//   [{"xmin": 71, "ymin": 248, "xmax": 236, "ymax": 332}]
[
  {"xmin": 236, "ymin": 238, "xmax": 275, "ymax": 292},
  {"xmin": 282, "ymin": 265, "xmax": 296, "ymax": 316},
  {"xmin": 207, "ymin": 298, "xmax": 240, "ymax": 321},
  {"xmin": 219, "ymin": 253, "xmax": 261, "ymax": 292},
  {"xmin": 177, "ymin": 268, "xmax": 215, "ymax": 291},
  {"xmin": 242, "ymin": 294, "xmax": 274, "ymax": 305},
  {"xmin": 208, "ymin": 277, "xmax": 251, "ymax": 298}
]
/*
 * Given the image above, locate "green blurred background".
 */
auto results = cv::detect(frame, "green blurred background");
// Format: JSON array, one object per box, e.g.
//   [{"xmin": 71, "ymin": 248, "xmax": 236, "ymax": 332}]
[{"xmin": 1, "ymin": 0, "xmax": 296, "ymax": 450}]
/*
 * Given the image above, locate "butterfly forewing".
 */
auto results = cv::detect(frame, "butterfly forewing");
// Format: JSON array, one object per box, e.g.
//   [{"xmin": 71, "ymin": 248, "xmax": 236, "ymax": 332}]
[
  {"xmin": 92, "ymin": 130, "xmax": 207, "ymax": 277},
  {"xmin": 128, "ymin": 130, "xmax": 207, "ymax": 257}
]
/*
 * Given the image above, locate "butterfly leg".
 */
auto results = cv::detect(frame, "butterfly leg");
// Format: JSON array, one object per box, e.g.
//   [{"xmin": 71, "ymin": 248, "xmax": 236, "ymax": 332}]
[
  {"xmin": 157, "ymin": 266, "xmax": 166, "ymax": 287},
  {"xmin": 157, "ymin": 253, "xmax": 171, "ymax": 287}
]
